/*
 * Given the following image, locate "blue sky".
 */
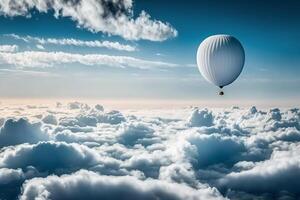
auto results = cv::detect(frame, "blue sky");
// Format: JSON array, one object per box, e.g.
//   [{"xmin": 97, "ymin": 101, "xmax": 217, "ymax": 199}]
[{"xmin": 0, "ymin": 0, "xmax": 299, "ymax": 105}]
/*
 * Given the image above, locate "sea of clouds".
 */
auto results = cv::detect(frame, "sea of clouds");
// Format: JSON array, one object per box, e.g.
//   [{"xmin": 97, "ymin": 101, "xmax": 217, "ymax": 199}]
[{"xmin": 0, "ymin": 102, "xmax": 299, "ymax": 200}]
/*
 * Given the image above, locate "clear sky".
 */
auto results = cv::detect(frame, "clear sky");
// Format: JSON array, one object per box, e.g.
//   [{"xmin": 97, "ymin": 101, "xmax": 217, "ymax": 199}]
[{"xmin": 0, "ymin": 0, "xmax": 299, "ymax": 105}]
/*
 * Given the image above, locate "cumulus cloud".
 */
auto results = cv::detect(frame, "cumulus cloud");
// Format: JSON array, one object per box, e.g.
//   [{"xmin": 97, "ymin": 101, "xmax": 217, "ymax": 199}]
[
  {"xmin": 67, "ymin": 101, "xmax": 83, "ymax": 110},
  {"xmin": 58, "ymin": 116, "xmax": 97, "ymax": 129},
  {"xmin": 94, "ymin": 104, "xmax": 104, "ymax": 111},
  {"xmin": 188, "ymin": 108, "xmax": 214, "ymax": 127},
  {"xmin": 56, "ymin": 108, "xmax": 125, "ymax": 130},
  {"xmin": 0, "ymin": 44, "xmax": 18, "ymax": 52},
  {"xmin": 0, "ymin": 168, "xmax": 24, "ymax": 184},
  {"xmin": 0, "ymin": 50, "xmax": 178, "ymax": 69},
  {"xmin": 159, "ymin": 163, "xmax": 198, "ymax": 186},
  {"xmin": 96, "ymin": 110, "xmax": 126, "ymax": 124},
  {"xmin": 20, "ymin": 170, "xmax": 225, "ymax": 200},
  {"xmin": 6, "ymin": 34, "xmax": 137, "ymax": 51},
  {"xmin": 178, "ymin": 133, "xmax": 245, "ymax": 168},
  {"xmin": 0, "ymin": 104, "xmax": 299, "ymax": 199},
  {"xmin": 0, "ymin": 142, "xmax": 100, "ymax": 173},
  {"xmin": 0, "ymin": 0, "xmax": 177, "ymax": 41},
  {"xmin": 42, "ymin": 114, "xmax": 58, "ymax": 125},
  {"xmin": 0, "ymin": 168, "xmax": 25, "ymax": 200},
  {"xmin": 218, "ymin": 144, "xmax": 300, "ymax": 195},
  {"xmin": 76, "ymin": 115, "xmax": 98, "ymax": 127},
  {"xmin": 0, "ymin": 118, "xmax": 49, "ymax": 147},
  {"xmin": 118, "ymin": 123, "xmax": 155, "ymax": 146}
]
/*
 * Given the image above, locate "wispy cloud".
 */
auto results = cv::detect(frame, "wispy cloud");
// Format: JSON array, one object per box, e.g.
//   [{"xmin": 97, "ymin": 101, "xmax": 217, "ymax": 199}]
[
  {"xmin": 36, "ymin": 44, "xmax": 45, "ymax": 50},
  {"xmin": 0, "ymin": 51, "xmax": 178, "ymax": 69},
  {"xmin": 0, "ymin": 68, "xmax": 56, "ymax": 77},
  {"xmin": 0, "ymin": 44, "xmax": 18, "ymax": 52},
  {"xmin": 0, "ymin": 0, "xmax": 177, "ymax": 41},
  {"xmin": 6, "ymin": 34, "xmax": 137, "ymax": 52},
  {"xmin": 186, "ymin": 64, "xmax": 197, "ymax": 68}
]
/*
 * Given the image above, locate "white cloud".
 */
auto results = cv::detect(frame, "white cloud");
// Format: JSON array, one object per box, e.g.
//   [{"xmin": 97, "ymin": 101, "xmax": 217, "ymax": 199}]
[
  {"xmin": 187, "ymin": 108, "xmax": 214, "ymax": 127},
  {"xmin": 0, "ymin": 44, "xmax": 18, "ymax": 52},
  {"xmin": 0, "ymin": 118, "xmax": 49, "ymax": 148},
  {"xmin": 5, "ymin": 33, "xmax": 29, "ymax": 42},
  {"xmin": 67, "ymin": 102, "xmax": 89, "ymax": 110},
  {"xmin": 159, "ymin": 163, "xmax": 198, "ymax": 186},
  {"xmin": 175, "ymin": 132, "xmax": 245, "ymax": 169},
  {"xmin": 35, "ymin": 44, "xmax": 44, "ymax": 50},
  {"xmin": 94, "ymin": 104, "xmax": 104, "ymax": 111},
  {"xmin": 6, "ymin": 34, "xmax": 137, "ymax": 51},
  {"xmin": 42, "ymin": 114, "xmax": 58, "ymax": 125},
  {"xmin": 0, "ymin": 68, "xmax": 54, "ymax": 77},
  {"xmin": 0, "ymin": 104, "xmax": 299, "ymax": 199},
  {"xmin": 0, "ymin": 141, "xmax": 100, "ymax": 173},
  {"xmin": 0, "ymin": 0, "xmax": 177, "ymax": 41},
  {"xmin": 218, "ymin": 143, "xmax": 300, "ymax": 195},
  {"xmin": 0, "ymin": 168, "xmax": 24, "ymax": 184},
  {"xmin": 75, "ymin": 114, "xmax": 98, "ymax": 127},
  {"xmin": 20, "ymin": 170, "xmax": 225, "ymax": 200},
  {"xmin": 96, "ymin": 110, "xmax": 126, "ymax": 124},
  {"xmin": 0, "ymin": 51, "xmax": 178, "ymax": 69},
  {"xmin": 117, "ymin": 122, "xmax": 155, "ymax": 146},
  {"xmin": 40, "ymin": 37, "xmax": 137, "ymax": 51}
]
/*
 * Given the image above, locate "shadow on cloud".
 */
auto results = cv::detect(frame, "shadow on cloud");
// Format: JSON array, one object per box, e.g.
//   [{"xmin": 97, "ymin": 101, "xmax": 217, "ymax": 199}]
[{"xmin": 0, "ymin": 103, "xmax": 299, "ymax": 199}]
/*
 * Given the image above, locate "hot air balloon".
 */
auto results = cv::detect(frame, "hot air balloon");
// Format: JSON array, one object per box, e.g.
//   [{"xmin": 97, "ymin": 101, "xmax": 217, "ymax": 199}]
[{"xmin": 196, "ymin": 35, "xmax": 245, "ymax": 95}]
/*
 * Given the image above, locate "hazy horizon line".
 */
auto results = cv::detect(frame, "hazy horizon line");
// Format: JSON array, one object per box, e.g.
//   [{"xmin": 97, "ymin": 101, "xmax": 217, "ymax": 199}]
[{"xmin": 0, "ymin": 97, "xmax": 298, "ymax": 109}]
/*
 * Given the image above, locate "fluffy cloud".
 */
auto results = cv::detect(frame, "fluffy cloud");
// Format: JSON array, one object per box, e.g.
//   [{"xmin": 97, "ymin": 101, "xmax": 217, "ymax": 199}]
[
  {"xmin": 56, "ymin": 109, "xmax": 125, "ymax": 130},
  {"xmin": 122, "ymin": 150, "xmax": 171, "ymax": 178},
  {"xmin": 178, "ymin": 132, "xmax": 245, "ymax": 168},
  {"xmin": 0, "ymin": 168, "xmax": 25, "ymax": 200},
  {"xmin": 75, "ymin": 115, "xmax": 98, "ymax": 127},
  {"xmin": 159, "ymin": 163, "xmax": 198, "ymax": 186},
  {"xmin": 0, "ymin": 118, "xmax": 49, "ymax": 147},
  {"xmin": 118, "ymin": 123, "xmax": 155, "ymax": 146},
  {"xmin": 96, "ymin": 110, "xmax": 126, "ymax": 124},
  {"xmin": 218, "ymin": 144, "xmax": 300, "ymax": 195},
  {"xmin": 0, "ymin": 104, "xmax": 299, "ymax": 199},
  {"xmin": 42, "ymin": 114, "xmax": 58, "ymax": 125},
  {"xmin": 20, "ymin": 170, "xmax": 225, "ymax": 200},
  {"xmin": 0, "ymin": 44, "xmax": 18, "ymax": 52},
  {"xmin": 94, "ymin": 104, "xmax": 104, "ymax": 111},
  {"xmin": 6, "ymin": 34, "xmax": 137, "ymax": 51},
  {"xmin": 67, "ymin": 101, "xmax": 85, "ymax": 110},
  {"xmin": 0, "ymin": 51, "xmax": 178, "ymax": 69},
  {"xmin": 0, "ymin": 168, "xmax": 24, "ymax": 184},
  {"xmin": 0, "ymin": 0, "xmax": 177, "ymax": 41},
  {"xmin": 0, "ymin": 142, "xmax": 100, "ymax": 173},
  {"xmin": 188, "ymin": 108, "xmax": 214, "ymax": 127}
]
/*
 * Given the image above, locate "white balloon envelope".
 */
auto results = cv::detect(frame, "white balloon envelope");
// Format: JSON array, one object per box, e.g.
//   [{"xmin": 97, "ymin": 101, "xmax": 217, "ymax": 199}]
[{"xmin": 196, "ymin": 35, "xmax": 245, "ymax": 91}]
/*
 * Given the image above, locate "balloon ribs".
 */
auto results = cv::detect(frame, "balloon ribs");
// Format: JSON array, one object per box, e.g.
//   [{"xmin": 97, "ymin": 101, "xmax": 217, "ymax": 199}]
[{"xmin": 196, "ymin": 35, "xmax": 245, "ymax": 95}]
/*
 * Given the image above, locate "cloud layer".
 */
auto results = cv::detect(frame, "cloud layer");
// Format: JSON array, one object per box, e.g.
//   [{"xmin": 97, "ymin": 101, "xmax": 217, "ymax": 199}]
[
  {"xmin": 0, "ymin": 0, "xmax": 177, "ymax": 41},
  {"xmin": 20, "ymin": 170, "xmax": 224, "ymax": 200},
  {"xmin": 0, "ymin": 44, "xmax": 18, "ymax": 52},
  {"xmin": 0, "ymin": 103, "xmax": 299, "ymax": 199},
  {"xmin": 5, "ymin": 34, "xmax": 137, "ymax": 52},
  {"xmin": 0, "ymin": 51, "xmax": 178, "ymax": 69}
]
